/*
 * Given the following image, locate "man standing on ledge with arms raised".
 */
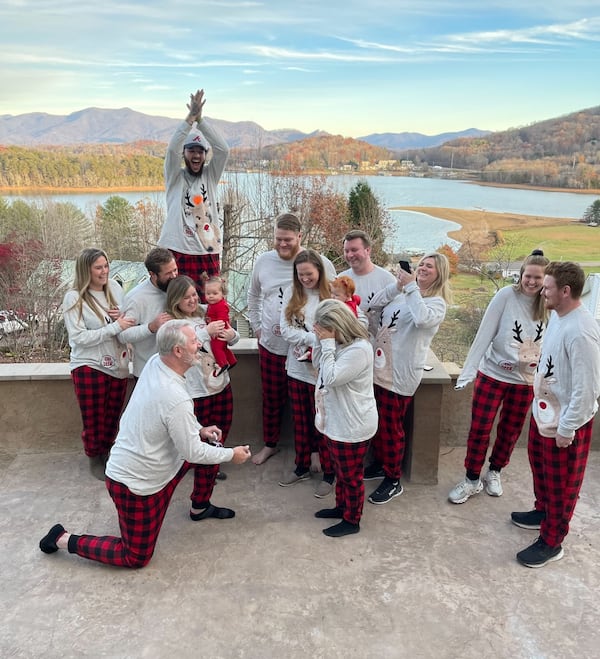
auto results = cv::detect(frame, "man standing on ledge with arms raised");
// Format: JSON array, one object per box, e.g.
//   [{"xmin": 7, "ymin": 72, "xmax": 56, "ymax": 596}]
[
  {"xmin": 159, "ymin": 88, "xmax": 230, "ymax": 302},
  {"xmin": 39, "ymin": 320, "xmax": 251, "ymax": 568},
  {"xmin": 340, "ymin": 229, "xmax": 395, "ymax": 337},
  {"xmin": 513, "ymin": 261, "xmax": 600, "ymax": 568},
  {"xmin": 248, "ymin": 213, "xmax": 336, "ymax": 465}
]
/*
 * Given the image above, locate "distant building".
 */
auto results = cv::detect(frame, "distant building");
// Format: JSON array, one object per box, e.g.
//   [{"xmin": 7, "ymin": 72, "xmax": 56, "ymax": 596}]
[{"xmin": 582, "ymin": 273, "xmax": 600, "ymax": 323}]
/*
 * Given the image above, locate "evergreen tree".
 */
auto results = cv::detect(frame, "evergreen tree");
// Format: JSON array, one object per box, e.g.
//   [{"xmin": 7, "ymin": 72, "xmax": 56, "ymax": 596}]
[
  {"xmin": 96, "ymin": 196, "xmax": 141, "ymax": 261},
  {"xmin": 347, "ymin": 180, "xmax": 392, "ymax": 266},
  {"xmin": 582, "ymin": 199, "xmax": 600, "ymax": 225}
]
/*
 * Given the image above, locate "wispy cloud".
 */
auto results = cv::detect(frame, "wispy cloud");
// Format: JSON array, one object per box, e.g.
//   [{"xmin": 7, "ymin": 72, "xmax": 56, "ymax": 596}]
[
  {"xmin": 1, "ymin": 1, "xmax": 599, "ymax": 135},
  {"xmin": 245, "ymin": 45, "xmax": 395, "ymax": 62}
]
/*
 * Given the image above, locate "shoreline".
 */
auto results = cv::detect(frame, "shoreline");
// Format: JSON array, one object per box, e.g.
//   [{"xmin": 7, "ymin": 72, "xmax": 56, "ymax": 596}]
[
  {"xmin": 0, "ymin": 186, "xmax": 164, "ymax": 195},
  {"xmin": 392, "ymin": 206, "xmax": 574, "ymax": 243},
  {"xmin": 468, "ymin": 180, "xmax": 600, "ymax": 195},
  {"xmin": 1, "ymin": 177, "xmax": 599, "ymax": 197}
]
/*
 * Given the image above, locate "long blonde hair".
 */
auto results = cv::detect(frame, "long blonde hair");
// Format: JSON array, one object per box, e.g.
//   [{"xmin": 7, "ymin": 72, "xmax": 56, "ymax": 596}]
[
  {"xmin": 166, "ymin": 275, "xmax": 204, "ymax": 319},
  {"xmin": 314, "ymin": 299, "xmax": 369, "ymax": 346},
  {"xmin": 285, "ymin": 249, "xmax": 331, "ymax": 325},
  {"xmin": 417, "ymin": 252, "xmax": 452, "ymax": 303},
  {"xmin": 68, "ymin": 248, "xmax": 120, "ymax": 322}
]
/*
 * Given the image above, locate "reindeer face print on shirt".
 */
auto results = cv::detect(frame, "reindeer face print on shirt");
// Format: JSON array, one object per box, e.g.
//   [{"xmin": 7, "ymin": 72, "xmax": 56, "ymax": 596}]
[
  {"xmin": 533, "ymin": 354, "xmax": 561, "ymax": 434},
  {"xmin": 373, "ymin": 307, "xmax": 400, "ymax": 390},
  {"xmin": 271, "ymin": 287, "xmax": 284, "ymax": 337},
  {"xmin": 183, "ymin": 185, "xmax": 222, "ymax": 252},
  {"xmin": 510, "ymin": 320, "xmax": 544, "ymax": 384}
]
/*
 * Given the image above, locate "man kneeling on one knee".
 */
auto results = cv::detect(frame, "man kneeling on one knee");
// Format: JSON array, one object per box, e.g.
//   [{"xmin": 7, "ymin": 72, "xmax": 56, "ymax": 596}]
[{"xmin": 39, "ymin": 319, "xmax": 251, "ymax": 568}]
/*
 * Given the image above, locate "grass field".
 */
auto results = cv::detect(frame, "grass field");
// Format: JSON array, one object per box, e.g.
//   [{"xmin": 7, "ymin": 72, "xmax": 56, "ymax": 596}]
[
  {"xmin": 502, "ymin": 224, "xmax": 600, "ymax": 264},
  {"xmin": 396, "ymin": 205, "xmax": 600, "ymax": 266}
]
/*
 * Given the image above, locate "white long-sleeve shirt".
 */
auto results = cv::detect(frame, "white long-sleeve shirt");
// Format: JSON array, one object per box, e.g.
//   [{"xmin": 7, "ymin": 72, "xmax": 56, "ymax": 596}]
[
  {"xmin": 340, "ymin": 264, "xmax": 396, "ymax": 338},
  {"xmin": 313, "ymin": 337, "xmax": 378, "ymax": 443},
  {"xmin": 247, "ymin": 249, "xmax": 336, "ymax": 356},
  {"xmin": 279, "ymin": 286, "xmax": 322, "ymax": 385},
  {"xmin": 532, "ymin": 305, "xmax": 600, "ymax": 439},
  {"xmin": 159, "ymin": 119, "xmax": 229, "ymax": 256},
  {"xmin": 106, "ymin": 353, "xmax": 234, "ymax": 495},
  {"xmin": 456, "ymin": 285, "xmax": 545, "ymax": 387},
  {"xmin": 369, "ymin": 281, "xmax": 447, "ymax": 397},
  {"xmin": 119, "ymin": 279, "xmax": 167, "ymax": 377},
  {"xmin": 63, "ymin": 279, "xmax": 129, "ymax": 378}
]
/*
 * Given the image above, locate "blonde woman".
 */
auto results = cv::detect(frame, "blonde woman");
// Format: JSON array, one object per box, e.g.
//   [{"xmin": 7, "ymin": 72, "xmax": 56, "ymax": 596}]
[
  {"xmin": 166, "ymin": 275, "xmax": 240, "ymax": 520},
  {"xmin": 63, "ymin": 248, "xmax": 135, "ymax": 479},
  {"xmin": 312, "ymin": 299, "xmax": 378, "ymax": 537},
  {"xmin": 365, "ymin": 252, "xmax": 452, "ymax": 504}
]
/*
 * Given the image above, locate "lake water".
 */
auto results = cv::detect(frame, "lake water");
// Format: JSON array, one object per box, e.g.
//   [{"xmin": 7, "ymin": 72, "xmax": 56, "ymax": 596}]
[{"xmin": 6, "ymin": 174, "xmax": 595, "ymax": 254}]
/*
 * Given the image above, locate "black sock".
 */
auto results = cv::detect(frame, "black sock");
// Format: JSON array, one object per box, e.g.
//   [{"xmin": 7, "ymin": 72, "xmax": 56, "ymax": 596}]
[
  {"xmin": 466, "ymin": 470, "xmax": 480, "ymax": 481},
  {"xmin": 489, "ymin": 465, "xmax": 502, "ymax": 473}
]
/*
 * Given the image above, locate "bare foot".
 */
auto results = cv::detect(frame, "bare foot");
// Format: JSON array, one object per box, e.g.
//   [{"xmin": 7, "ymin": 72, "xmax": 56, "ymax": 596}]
[
  {"xmin": 252, "ymin": 446, "xmax": 280, "ymax": 465},
  {"xmin": 310, "ymin": 451, "xmax": 322, "ymax": 473}
]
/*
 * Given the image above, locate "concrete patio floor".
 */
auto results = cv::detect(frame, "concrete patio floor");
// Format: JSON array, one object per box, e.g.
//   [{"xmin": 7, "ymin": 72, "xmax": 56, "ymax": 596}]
[{"xmin": 1, "ymin": 436, "xmax": 599, "ymax": 659}]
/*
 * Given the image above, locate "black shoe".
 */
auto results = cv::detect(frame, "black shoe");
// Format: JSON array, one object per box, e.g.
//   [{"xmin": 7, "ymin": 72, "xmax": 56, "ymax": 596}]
[
  {"xmin": 363, "ymin": 463, "xmax": 385, "ymax": 481},
  {"xmin": 315, "ymin": 507, "xmax": 344, "ymax": 519},
  {"xmin": 368, "ymin": 477, "xmax": 403, "ymax": 505},
  {"xmin": 322, "ymin": 520, "xmax": 360, "ymax": 537},
  {"xmin": 516, "ymin": 536, "xmax": 564, "ymax": 568},
  {"xmin": 511, "ymin": 509, "xmax": 545, "ymax": 530},
  {"xmin": 39, "ymin": 524, "xmax": 66, "ymax": 554},
  {"xmin": 190, "ymin": 504, "xmax": 235, "ymax": 521}
]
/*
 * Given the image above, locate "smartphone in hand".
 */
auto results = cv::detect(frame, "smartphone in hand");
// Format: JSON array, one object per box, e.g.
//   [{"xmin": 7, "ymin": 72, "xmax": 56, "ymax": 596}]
[{"xmin": 398, "ymin": 260, "xmax": 412, "ymax": 273}]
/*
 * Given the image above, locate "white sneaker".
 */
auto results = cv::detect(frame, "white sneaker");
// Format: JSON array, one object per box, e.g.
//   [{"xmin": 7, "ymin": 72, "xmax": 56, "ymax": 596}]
[
  {"xmin": 484, "ymin": 469, "xmax": 503, "ymax": 497},
  {"xmin": 448, "ymin": 477, "xmax": 483, "ymax": 504}
]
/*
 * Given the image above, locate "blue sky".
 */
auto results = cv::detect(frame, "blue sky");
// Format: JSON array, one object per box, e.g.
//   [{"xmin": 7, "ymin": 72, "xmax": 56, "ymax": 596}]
[{"xmin": 1, "ymin": 1, "xmax": 599, "ymax": 137}]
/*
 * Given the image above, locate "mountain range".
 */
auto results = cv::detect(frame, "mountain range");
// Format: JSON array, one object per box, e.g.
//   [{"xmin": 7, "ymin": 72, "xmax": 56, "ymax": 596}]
[{"xmin": 0, "ymin": 107, "xmax": 488, "ymax": 151}]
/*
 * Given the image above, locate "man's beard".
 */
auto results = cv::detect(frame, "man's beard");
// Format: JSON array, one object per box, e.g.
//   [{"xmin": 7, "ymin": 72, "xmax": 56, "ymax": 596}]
[
  {"xmin": 277, "ymin": 244, "xmax": 301, "ymax": 261},
  {"xmin": 156, "ymin": 278, "xmax": 170, "ymax": 292},
  {"xmin": 182, "ymin": 352, "xmax": 200, "ymax": 367},
  {"xmin": 184, "ymin": 160, "xmax": 204, "ymax": 178}
]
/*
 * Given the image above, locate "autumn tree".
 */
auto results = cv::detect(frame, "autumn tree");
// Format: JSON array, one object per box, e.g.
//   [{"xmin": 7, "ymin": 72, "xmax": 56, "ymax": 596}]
[
  {"xmin": 133, "ymin": 197, "xmax": 166, "ymax": 252},
  {"xmin": 438, "ymin": 244, "xmax": 460, "ymax": 275}
]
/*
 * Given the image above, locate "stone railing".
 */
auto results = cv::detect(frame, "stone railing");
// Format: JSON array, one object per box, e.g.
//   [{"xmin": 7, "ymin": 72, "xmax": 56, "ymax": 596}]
[{"xmin": 1, "ymin": 340, "xmax": 597, "ymax": 483}]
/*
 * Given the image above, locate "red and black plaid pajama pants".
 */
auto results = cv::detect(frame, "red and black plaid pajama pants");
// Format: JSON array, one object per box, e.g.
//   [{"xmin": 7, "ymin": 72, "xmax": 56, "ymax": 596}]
[
  {"xmin": 71, "ymin": 366, "xmax": 129, "ymax": 457},
  {"xmin": 258, "ymin": 345, "xmax": 288, "ymax": 447},
  {"xmin": 287, "ymin": 376, "xmax": 333, "ymax": 474},
  {"xmin": 170, "ymin": 251, "xmax": 220, "ymax": 304},
  {"xmin": 327, "ymin": 437, "xmax": 370, "ymax": 525},
  {"xmin": 528, "ymin": 415, "xmax": 593, "ymax": 547},
  {"xmin": 191, "ymin": 384, "xmax": 233, "ymax": 508},
  {"xmin": 372, "ymin": 384, "xmax": 412, "ymax": 480},
  {"xmin": 69, "ymin": 464, "xmax": 191, "ymax": 568},
  {"xmin": 464, "ymin": 371, "xmax": 533, "ymax": 475}
]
